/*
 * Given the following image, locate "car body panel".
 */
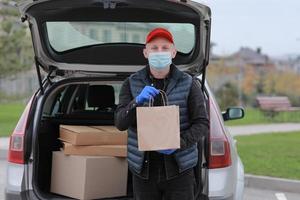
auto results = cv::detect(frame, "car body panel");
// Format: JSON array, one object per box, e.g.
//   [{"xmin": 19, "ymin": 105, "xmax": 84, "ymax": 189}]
[
  {"xmin": 234, "ymin": 157, "xmax": 245, "ymax": 200},
  {"xmin": 5, "ymin": 163, "xmax": 25, "ymax": 192},
  {"xmin": 205, "ymin": 84, "xmax": 244, "ymax": 200}
]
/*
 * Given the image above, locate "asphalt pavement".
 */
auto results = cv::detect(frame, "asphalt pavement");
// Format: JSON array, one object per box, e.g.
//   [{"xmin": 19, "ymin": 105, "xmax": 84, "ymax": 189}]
[
  {"xmin": 1, "ymin": 160, "xmax": 7, "ymax": 200},
  {"xmin": 0, "ymin": 137, "xmax": 9, "ymax": 160},
  {"xmin": 244, "ymin": 187, "xmax": 300, "ymax": 200}
]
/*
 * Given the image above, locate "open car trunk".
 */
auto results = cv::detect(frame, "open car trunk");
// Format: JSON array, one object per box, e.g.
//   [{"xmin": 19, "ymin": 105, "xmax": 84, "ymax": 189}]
[
  {"xmin": 33, "ymin": 77, "xmax": 134, "ymax": 199},
  {"xmin": 36, "ymin": 116, "xmax": 133, "ymax": 200},
  {"xmin": 32, "ymin": 76, "xmax": 208, "ymax": 200}
]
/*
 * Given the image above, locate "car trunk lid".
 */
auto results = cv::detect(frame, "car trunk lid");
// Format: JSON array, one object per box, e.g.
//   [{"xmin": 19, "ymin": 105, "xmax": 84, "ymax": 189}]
[{"xmin": 19, "ymin": 0, "xmax": 211, "ymax": 76}]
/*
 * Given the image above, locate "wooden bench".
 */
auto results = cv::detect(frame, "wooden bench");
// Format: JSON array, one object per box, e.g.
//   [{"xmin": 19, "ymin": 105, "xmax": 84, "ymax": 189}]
[{"xmin": 256, "ymin": 96, "xmax": 300, "ymax": 117}]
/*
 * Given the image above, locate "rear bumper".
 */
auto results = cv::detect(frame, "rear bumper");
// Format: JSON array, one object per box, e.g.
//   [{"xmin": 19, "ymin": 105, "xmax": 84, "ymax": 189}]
[
  {"xmin": 209, "ymin": 158, "xmax": 244, "ymax": 200},
  {"xmin": 5, "ymin": 189, "xmax": 39, "ymax": 200},
  {"xmin": 5, "ymin": 189, "xmax": 23, "ymax": 200},
  {"xmin": 209, "ymin": 194, "xmax": 234, "ymax": 200},
  {"xmin": 209, "ymin": 166, "xmax": 235, "ymax": 198},
  {"xmin": 6, "ymin": 189, "xmax": 134, "ymax": 200}
]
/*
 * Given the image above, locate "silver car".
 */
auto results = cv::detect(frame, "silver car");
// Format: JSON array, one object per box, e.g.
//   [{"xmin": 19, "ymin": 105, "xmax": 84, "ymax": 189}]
[{"xmin": 5, "ymin": 0, "xmax": 244, "ymax": 199}]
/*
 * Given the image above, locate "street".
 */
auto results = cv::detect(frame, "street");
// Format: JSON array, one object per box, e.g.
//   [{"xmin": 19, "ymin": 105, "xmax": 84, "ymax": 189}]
[
  {"xmin": 1, "ymin": 160, "xmax": 7, "ymax": 200},
  {"xmin": 1, "ymin": 160, "xmax": 300, "ymax": 200},
  {"xmin": 244, "ymin": 187, "xmax": 300, "ymax": 200}
]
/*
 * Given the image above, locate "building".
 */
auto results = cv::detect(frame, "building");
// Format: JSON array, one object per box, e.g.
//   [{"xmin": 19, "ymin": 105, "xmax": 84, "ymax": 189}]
[{"xmin": 226, "ymin": 47, "xmax": 274, "ymax": 68}]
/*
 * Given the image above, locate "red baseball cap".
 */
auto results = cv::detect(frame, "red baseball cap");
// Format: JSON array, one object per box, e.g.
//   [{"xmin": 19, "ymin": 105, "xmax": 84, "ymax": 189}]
[{"xmin": 146, "ymin": 28, "xmax": 174, "ymax": 44}]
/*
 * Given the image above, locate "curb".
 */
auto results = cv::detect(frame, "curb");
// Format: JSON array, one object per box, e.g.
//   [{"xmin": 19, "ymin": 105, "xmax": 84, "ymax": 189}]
[
  {"xmin": 245, "ymin": 174, "xmax": 300, "ymax": 194},
  {"xmin": 0, "ymin": 149, "xmax": 7, "ymax": 160}
]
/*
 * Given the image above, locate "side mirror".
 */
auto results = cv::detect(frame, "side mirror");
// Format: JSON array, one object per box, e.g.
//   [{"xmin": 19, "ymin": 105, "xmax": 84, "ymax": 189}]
[{"xmin": 222, "ymin": 107, "xmax": 245, "ymax": 121}]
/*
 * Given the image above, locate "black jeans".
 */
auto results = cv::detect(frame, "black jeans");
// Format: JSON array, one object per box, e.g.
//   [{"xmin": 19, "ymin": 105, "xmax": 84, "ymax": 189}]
[{"xmin": 132, "ymin": 159, "xmax": 196, "ymax": 200}]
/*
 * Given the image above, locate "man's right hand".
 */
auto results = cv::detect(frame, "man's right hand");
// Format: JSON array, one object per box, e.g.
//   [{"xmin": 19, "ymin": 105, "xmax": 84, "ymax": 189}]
[{"xmin": 136, "ymin": 86, "xmax": 159, "ymax": 105}]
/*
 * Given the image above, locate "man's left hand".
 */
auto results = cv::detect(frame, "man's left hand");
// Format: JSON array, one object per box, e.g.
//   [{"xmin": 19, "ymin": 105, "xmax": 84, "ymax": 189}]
[{"xmin": 157, "ymin": 149, "xmax": 176, "ymax": 155}]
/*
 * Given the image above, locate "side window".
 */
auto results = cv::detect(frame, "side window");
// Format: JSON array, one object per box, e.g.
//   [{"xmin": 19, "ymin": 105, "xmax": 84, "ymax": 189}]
[
  {"xmin": 50, "ymin": 85, "xmax": 77, "ymax": 116},
  {"xmin": 51, "ymin": 88, "xmax": 67, "ymax": 116},
  {"xmin": 112, "ymin": 84, "xmax": 121, "ymax": 104},
  {"xmin": 72, "ymin": 85, "xmax": 88, "ymax": 111}
]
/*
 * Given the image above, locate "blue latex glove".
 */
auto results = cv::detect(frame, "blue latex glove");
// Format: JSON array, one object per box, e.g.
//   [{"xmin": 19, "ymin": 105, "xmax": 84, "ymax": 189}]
[
  {"xmin": 136, "ymin": 86, "xmax": 159, "ymax": 105},
  {"xmin": 157, "ymin": 149, "xmax": 176, "ymax": 155}
]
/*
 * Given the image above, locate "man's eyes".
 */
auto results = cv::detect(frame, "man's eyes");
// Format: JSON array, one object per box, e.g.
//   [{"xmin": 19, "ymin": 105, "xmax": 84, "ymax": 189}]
[{"xmin": 150, "ymin": 46, "xmax": 170, "ymax": 50}]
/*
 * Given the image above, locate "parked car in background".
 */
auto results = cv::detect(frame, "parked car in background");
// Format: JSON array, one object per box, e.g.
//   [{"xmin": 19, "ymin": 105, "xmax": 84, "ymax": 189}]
[{"xmin": 5, "ymin": 0, "xmax": 244, "ymax": 199}]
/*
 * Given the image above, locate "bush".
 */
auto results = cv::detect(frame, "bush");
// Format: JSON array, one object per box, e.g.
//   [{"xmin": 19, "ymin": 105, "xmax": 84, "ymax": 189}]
[{"xmin": 215, "ymin": 82, "xmax": 239, "ymax": 110}]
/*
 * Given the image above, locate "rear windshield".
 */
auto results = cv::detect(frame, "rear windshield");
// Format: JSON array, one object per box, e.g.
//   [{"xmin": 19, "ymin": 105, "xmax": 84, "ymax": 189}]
[{"xmin": 46, "ymin": 22, "xmax": 195, "ymax": 54}]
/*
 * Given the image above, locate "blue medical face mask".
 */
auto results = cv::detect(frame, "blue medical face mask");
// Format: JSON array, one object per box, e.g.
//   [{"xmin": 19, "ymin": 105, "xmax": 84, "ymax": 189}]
[{"xmin": 148, "ymin": 52, "xmax": 172, "ymax": 70}]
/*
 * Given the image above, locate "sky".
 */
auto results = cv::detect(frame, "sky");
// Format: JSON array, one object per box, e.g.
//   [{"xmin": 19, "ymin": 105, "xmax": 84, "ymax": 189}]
[{"xmin": 196, "ymin": 0, "xmax": 300, "ymax": 57}]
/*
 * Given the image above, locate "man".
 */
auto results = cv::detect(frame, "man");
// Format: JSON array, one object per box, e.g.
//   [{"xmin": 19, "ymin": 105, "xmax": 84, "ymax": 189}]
[{"xmin": 115, "ymin": 27, "xmax": 209, "ymax": 200}]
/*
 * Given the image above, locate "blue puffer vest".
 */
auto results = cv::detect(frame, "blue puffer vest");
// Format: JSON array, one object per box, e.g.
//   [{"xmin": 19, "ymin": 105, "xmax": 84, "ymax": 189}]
[{"xmin": 127, "ymin": 65, "xmax": 198, "ymax": 180}]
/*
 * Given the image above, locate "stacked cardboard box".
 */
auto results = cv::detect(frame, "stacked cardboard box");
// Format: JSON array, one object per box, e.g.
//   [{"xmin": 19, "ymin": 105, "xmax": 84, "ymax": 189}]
[
  {"xmin": 51, "ymin": 125, "xmax": 128, "ymax": 200},
  {"xmin": 59, "ymin": 125, "xmax": 128, "ymax": 156}
]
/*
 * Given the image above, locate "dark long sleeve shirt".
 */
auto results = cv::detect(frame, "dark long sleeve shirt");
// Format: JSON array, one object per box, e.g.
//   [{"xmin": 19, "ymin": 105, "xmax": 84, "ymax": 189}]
[{"xmin": 114, "ymin": 66, "xmax": 209, "ymax": 150}]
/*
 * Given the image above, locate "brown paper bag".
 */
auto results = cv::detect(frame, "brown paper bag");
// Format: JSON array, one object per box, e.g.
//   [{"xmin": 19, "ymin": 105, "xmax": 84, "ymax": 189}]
[{"xmin": 136, "ymin": 91, "xmax": 180, "ymax": 151}]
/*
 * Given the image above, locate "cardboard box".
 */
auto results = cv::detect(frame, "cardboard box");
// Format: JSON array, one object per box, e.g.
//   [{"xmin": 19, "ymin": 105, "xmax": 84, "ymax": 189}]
[
  {"xmin": 91, "ymin": 126, "xmax": 126, "ymax": 133},
  {"xmin": 51, "ymin": 151, "xmax": 128, "ymax": 200},
  {"xmin": 62, "ymin": 142, "xmax": 127, "ymax": 157},
  {"xmin": 59, "ymin": 125, "xmax": 127, "ymax": 146}
]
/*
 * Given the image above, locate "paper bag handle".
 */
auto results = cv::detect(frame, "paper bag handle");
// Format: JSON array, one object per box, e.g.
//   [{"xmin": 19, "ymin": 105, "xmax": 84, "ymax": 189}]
[{"xmin": 149, "ymin": 90, "xmax": 168, "ymax": 107}]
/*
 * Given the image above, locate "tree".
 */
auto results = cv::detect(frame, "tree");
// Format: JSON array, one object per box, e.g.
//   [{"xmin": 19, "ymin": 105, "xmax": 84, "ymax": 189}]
[
  {"xmin": 242, "ymin": 66, "xmax": 256, "ymax": 95},
  {"xmin": 216, "ymin": 82, "xmax": 239, "ymax": 110},
  {"xmin": 0, "ymin": 1, "xmax": 34, "ymax": 77}
]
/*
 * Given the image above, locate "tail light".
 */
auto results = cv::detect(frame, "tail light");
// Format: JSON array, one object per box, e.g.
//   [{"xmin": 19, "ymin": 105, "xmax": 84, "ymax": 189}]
[
  {"xmin": 8, "ymin": 97, "xmax": 33, "ymax": 164},
  {"xmin": 208, "ymin": 99, "xmax": 232, "ymax": 169}
]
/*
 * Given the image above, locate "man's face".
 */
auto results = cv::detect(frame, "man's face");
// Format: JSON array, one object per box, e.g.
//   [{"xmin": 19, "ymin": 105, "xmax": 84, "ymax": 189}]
[{"xmin": 143, "ymin": 37, "xmax": 177, "ymax": 59}]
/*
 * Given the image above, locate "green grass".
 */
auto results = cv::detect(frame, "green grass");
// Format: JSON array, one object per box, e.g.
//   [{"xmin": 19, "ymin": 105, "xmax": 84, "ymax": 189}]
[
  {"xmin": 225, "ymin": 108, "xmax": 300, "ymax": 126},
  {"xmin": 0, "ymin": 103, "xmax": 25, "ymax": 137},
  {"xmin": 235, "ymin": 131, "xmax": 300, "ymax": 180}
]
